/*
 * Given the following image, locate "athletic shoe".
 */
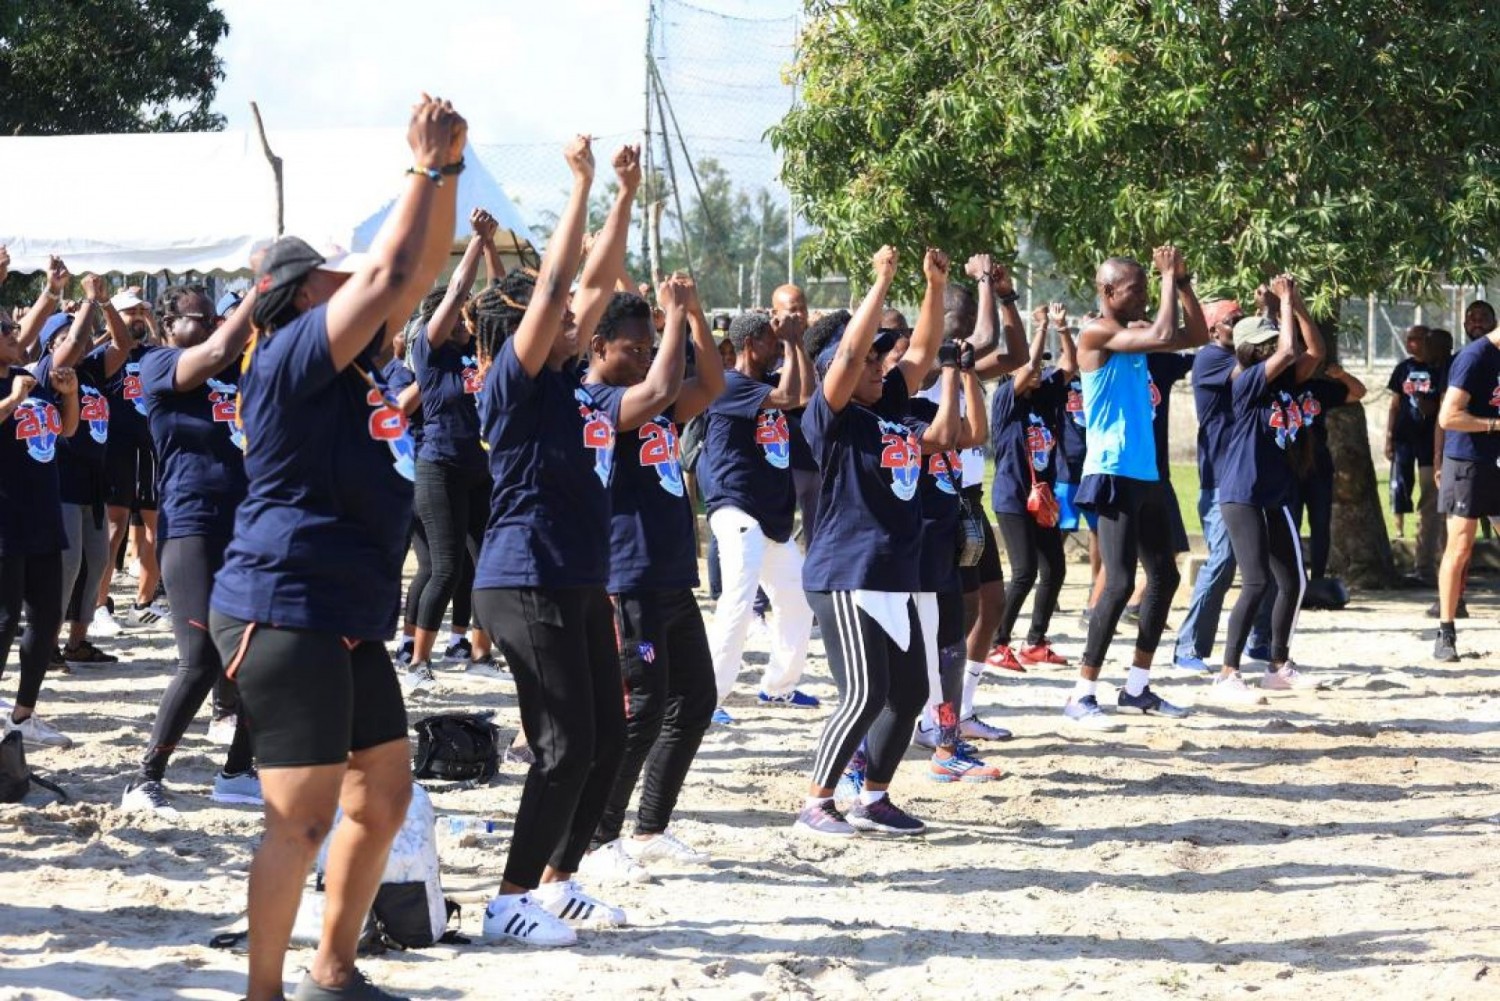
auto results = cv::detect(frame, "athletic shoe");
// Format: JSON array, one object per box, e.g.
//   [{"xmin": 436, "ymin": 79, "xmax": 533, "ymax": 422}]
[
  {"xmin": 481, "ymin": 893, "xmax": 576, "ymax": 948},
  {"xmin": 211, "ymin": 769, "xmax": 263, "ymax": 805},
  {"xmin": 1208, "ymin": 673, "xmax": 1267, "ymax": 706},
  {"xmin": 984, "ymin": 645, "xmax": 1026, "ymax": 672},
  {"xmin": 125, "ymin": 600, "xmax": 170, "ymax": 627},
  {"xmin": 442, "ymin": 636, "xmax": 472, "ymax": 664},
  {"xmin": 623, "ymin": 830, "xmax": 710, "ymax": 866},
  {"xmin": 397, "ymin": 661, "xmax": 436, "ymax": 696},
  {"xmin": 4, "ymin": 713, "xmax": 72, "ymax": 748},
  {"xmin": 465, "ymin": 654, "xmax": 508, "ymax": 679},
  {"xmin": 758, "ymin": 689, "xmax": 821, "ymax": 708},
  {"xmin": 1018, "ymin": 640, "xmax": 1068, "ymax": 666},
  {"xmin": 929, "ymin": 748, "xmax": 1003, "ymax": 783},
  {"xmin": 579, "ymin": 839, "xmax": 655, "ymax": 885},
  {"xmin": 1173, "ymin": 653, "xmax": 1211, "ymax": 673},
  {"xmin": 1433, "ymin": 633, "xmax": 1459, "ymax": 663},
  {"xmin": 120, "ymin": 779, "xmax": 179, "ymax": 817},
  {"xmin": 207, "ymin": 715, "xmax": 238, "ymax": 745},
  {"xmin": 710, "ymin": 707, "xmax": 735, "ymax": 725},
  {"xmin": 1062, "ymin": 696, "xmax": 1123, "ymax": 732},
  {"xmin": 1426, "ymin": 600, "xmax": 1469, "ymax": 619},
  {"xmin": 292, "ymin": 968, "xmax": 408, "ymax": 1000},
  {"xmin": 847, "ymin": 796, "xmax": 926, "ymax": 836},
  {"xmin": 1116, "ymin": 686, "xmax": 1191, "ymax": 718},
  {"xmin": 1245, "ymin": 643, "xmax": 1273, "ymax": 663},
  {"xmin": 394, "ymin": 637, "xmax": 414, "ymax": 666},
  {"xmin": 503, "ymin": 743, "xmax": 535, "ymax": 766},
  {"xmin": 792, "ymin": 800, "xmax": 857, "ymax": 838},
  {"xmin": 90, "ymin": 604, "xmax": 123, "ymax": 638},
  {"xmin": 62, "ymin": 640, "xmax": 118, "ymax": 668},
  {"xmin": 959, "ymin": 714, "xmax": 1012, "ymax": 741},
  {"xmin": 1261, "ymin": 663, "xmax": 1323, "ymax": 691},
  {"xmin": 911, "ymin": 718, "xmax": 942, "ymax": 750},
  {"xmin": 531, "ymin": 879, "xmax": 627, "ymax": 927},
  {"xmin": 1077, "ymin": 606, "xmax": 1093, "ymax": 629}
]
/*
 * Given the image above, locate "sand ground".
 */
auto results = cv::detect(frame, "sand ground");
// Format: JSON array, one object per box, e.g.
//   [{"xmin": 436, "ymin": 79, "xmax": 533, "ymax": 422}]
[{"xmin": 2, "ymin": 573, "xmax": 1498, "ymax": 1001}]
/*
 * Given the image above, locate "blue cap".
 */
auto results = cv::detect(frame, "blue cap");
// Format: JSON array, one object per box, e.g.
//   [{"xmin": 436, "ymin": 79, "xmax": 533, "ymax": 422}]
[
  {"xmin": 815, "ymin": 326, "xmax": 898, "ymax": 378},
  {"xmin": 38, "ymin": 313, "xmax": 71, "ymax": 353},
  {"xmin": 216, "ymin": 291, "xmax": 243, "ymax": 318}
]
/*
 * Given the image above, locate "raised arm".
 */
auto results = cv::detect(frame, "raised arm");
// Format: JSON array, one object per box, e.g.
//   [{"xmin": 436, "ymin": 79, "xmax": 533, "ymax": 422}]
[
  {"xmin": 49, "ymin": 298, "xmax": 97, "ymax": 370},
  {"xmin": 513, "ymin": 136, "xmax": 595, "ymax": 376},
  {"xmin": 918, "ymin": 350, "xmax": 961, "ymax": 452},
  {"xmin": 17, "ymin": 257, "xmax": 69, "ymax": 355},
  {"xmin": 1054, "ymin": 304, "xmax": 1078, "ymax": 377},
  {"xmin": 324, "ymin": 96, "xmax": 461, "ymax": 372},
  {"xmin": 1323, "ymin": 360, "xmax": 1366, "ymax": 402},
  {"xmin": 0, "ymin": 371, "xmax": 35, "ymax": 424},
  {"xmin": 1259, "ymin": 274, "xmax": 1298, "ymax": 383},
  {"xmin": 90, "ymin": 274, "xmax": 133, "ymax": 376},
  {"xmin": 822, "ymin": 246, "xmax": 898, "ymax": 412},
  {"xmin": 573, "ymin": 145, "xmax": 641, "ymax": 345},
  {"xmin": 957, "ymin": 342, "xmax": 989, "ymax": 449},
  {"xmin": 969, "ymin": 257, "xmax": 1028, "ymax": 379},
  {"xmin": 895, "ymin": 248, "xmax": 949, "ymax": 395},
  {"xmin": 1079, "ymin": 246, "xmax": 1182, "ymax": 357},
  {"xmin": 172, "ymin": 286, "xmax": 261, "ymax": 391},
  {"xmin": 427, "ymin": 213, "xmax": 492, "ymax": 347},
  {"xmin": 617, "ymin": 276, "xmax": 689, "ymax": 430},
  {"xmin": 673, "ymin": 276, "xmax": 725, "ymax": 421},
  {"xmin": 49, "ymin": 365, "xmax": 80, "ymax": 438},
  {"xmin": 1290, "ymin": 282, "xmax": 1326, "ymax": 384}
]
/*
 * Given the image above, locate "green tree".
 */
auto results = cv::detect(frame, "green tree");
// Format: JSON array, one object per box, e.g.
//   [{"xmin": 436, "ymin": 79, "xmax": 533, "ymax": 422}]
[
  {"xmin": 772, "ymin": 1, "xmax": 1500, "ymax": 587},
  {"xmin": 0, "ymin": 0, "xmax": 229, "ymax": 135}
]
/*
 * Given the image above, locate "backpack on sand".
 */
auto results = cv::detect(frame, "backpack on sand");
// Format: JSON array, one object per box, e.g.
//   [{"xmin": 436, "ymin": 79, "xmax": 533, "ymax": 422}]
[
  {"xmin": 412, "ymin": 712, "xmax": 501, "ymax": 785},
  {"xmin": 0, "ymin": 730, "xmax": 69, "ymax": 804}
]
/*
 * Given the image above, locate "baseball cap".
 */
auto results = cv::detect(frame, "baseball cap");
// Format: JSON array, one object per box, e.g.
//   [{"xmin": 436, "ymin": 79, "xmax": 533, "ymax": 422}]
[
  {"xmin": 814, "ymin": 327, "xmax": 899, "ymax": 377},
  {"xmin": 38, "ymin": 313, "xmax": 71, "ymax": 352},
  {"xmin": 110, "ymin": 290, "xmax": 146, "ymax": 311},
  {"xmin": 1203, "ymin": 299, "xmax": 1243, "ymax": 329},
  {"xmin": 1232, "ymin": 315, "xmax": 1279, "ymax": 349},
  {"xmin": 216, "ymin": 291, "xmax": 243, "ymax": 318}
]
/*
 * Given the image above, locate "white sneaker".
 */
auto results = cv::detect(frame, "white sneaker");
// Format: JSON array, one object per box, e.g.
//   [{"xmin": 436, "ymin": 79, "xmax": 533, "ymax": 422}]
[
  {"xmin": 125, "ymin": 600, "xmax": 170, "ymax": 627},
  {"xmin": 207, "ymin": 715, "xmax": 237, "ymax": 745},
  {"xmin": 398, "ymin": 661, "xmax": 436, "ymax": 696},
  {"xmin": 1261, "ymin": 663, "xmax": 1324, "ymax": 691},
  {"xmin": 579, "ymin": 839, "xmax": 655, "ymax": 885},
  {"xmin": 121, "ymin": 779, "xmax": 180, "ymax": 818},
  {"xmin": 1209, "ymin": 673, "xmax": 1268, "ymax": 706},
  {"xmin": 91, "ymin": 605, "xmax": 123, "ymax": 638},
  {"xmin": 5, "ymin": 713, "xmax": 73, "ymax": 748},
  {"xmin": 623, "ymin": 830, "xmax": 710, "ymax": 866},
  {"xmin": 481, "ymin": 893, "xmax": 577, "ymax": 947},
  {"xmin": 530, "ymin": 880, "xmax": 627, "ymax": 927},
  {"xmin": 211, "ymin": 769, "xmax": 263, "ymax": 805},
  {"xmin": 464, "ymin": 655, "xmax": 508, "ymax": 680},
  {"xmin": 911, "ymin": 718, "xmax": 941, "ymax": 750}
]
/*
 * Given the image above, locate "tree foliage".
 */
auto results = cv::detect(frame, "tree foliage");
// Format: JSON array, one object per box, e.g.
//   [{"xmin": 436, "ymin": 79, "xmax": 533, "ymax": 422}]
[
  {"xmin": 0, "ymin": 0, "xmax": 229, "ymax": 135},
  {"xmin": 772, "ymin": 1, "xmax": 1500, "ymax": 311}
]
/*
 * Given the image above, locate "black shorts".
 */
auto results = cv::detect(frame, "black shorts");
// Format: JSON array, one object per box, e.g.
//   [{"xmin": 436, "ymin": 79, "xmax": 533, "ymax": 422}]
[
  {"xmin": 1439, "ymin": 456, "xmax": 1500, "ymax": 519},
  {"xmin": 959, "ymin": 488, "xmax": 1004, "ymax": 593},
  {"xmin": 209, "ymin": 611, "xmax": 408, "ymax": 768},
  {"xmin": 105, "ymin": 435, "xmax": 157, "ymax": 511},
  {"xmin": 937, "ymin": 588, "xmax": 965, "ymax": 648}
]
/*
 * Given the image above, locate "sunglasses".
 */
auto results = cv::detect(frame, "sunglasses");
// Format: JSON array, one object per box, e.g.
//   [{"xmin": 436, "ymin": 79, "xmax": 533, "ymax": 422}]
[{"xmin": 170, "ymin": 312, "xmax": 211, "ymax": 322}]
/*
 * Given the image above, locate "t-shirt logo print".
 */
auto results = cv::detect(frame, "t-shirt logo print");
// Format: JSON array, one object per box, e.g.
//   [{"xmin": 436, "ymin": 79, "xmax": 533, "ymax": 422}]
[
  {"xmin": 1147, "ymin": 375, "xmax": 1162, "ymax": 416},
  {"xmin": 206, "ymin": 378, "xmax": 246, "ymax": 451},
  {"xmin": 14, "ymin": 398, "xmax": 62, "ymax": 463},
  {"xmin": 878, "ymin": 419, "xmax": 921, "ymax": 501},
  {"xmin": 123, "ymin": 362, "xmax": 147, "ymax": 416},
  {"xmin": 929, "ymin": 449, "xmax": 962, "ymax": 495},
  {"xmin": 1268, "ymin": 392, "xmax": 1304, "ymax": 449},
  {"xmin": 1025, "ymin": 414, "xmax": 1056, "ymax": 471},
  {"xmin": 364, "ymin": 387, "xmax": 416, "ymax": 482},
  {"xmin": 1066, "ymin": 380, "xmax": 1086, "ymax": 428},
  {"xmin": 460, "ymin": 355, "xmax": 483, "ymax": 395},
  {"xmin": 638, "ymin": 416, "xmax": 684, "ymax": 497},
  {"xmin": 79, "ymin": 385, "xmax": 110, "ymax": 444},
  {"xmin": 1489, "ymin": 384, "xmax": 1500, "ymax": 409},
  {"xmin": 754, "ymin": 408, "xmax": 791, "ymax": 469},
  {"xmin": 1298, "ymin": 391, "xmax": 1323, "ymax": 427},
  {"xmin": 575, "ymin": 386, "xmax": 617, "ymax": 487}
]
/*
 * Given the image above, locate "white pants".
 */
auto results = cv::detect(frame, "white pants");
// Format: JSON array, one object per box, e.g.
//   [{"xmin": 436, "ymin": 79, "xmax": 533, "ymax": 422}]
[{"xmin": 708, "ymin": 506, "xmax": 813, "ymax": 703}]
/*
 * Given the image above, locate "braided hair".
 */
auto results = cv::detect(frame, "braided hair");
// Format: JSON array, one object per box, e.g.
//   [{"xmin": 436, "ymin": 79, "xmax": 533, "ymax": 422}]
[{"xmin": 470, "ymin": 267, "xmax": 538, "ymax": 364}]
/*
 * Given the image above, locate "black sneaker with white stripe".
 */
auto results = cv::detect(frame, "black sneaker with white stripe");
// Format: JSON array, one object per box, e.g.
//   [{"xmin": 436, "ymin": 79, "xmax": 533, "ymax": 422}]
[{"xmin": 480, "ymin": 893, "xmax": 576, "ymax": 947}]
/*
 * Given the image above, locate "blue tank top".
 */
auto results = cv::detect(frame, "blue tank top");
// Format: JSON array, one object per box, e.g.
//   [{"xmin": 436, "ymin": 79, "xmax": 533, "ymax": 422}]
[{"xmin": 1080, "ymin": 350, "xmax": 1158, "ymax": 481}]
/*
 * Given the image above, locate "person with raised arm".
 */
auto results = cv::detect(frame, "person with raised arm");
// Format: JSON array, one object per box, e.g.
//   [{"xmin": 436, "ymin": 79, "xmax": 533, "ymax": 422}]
[{"xmin": 207, "ymin": 94, "xmax": 462, "ymax": 1001}]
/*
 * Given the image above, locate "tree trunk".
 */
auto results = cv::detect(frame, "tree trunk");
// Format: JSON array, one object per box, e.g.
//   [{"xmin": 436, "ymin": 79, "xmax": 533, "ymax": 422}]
[{"xmin": 1326, "ymin": 403, "xmax": 1395, "ymax": 588}]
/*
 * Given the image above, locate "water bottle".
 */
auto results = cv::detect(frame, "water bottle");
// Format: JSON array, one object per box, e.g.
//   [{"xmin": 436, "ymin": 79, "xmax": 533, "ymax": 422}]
[{"xmin": 443, "ymin": 815, "xmax": 502, "ymax": 836}]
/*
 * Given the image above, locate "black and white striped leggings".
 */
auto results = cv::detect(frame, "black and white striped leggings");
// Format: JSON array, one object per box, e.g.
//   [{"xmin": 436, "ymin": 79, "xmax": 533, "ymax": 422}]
[
  {"xmin": 1221, "ymin": 502, "xmax": 1305, "ymax": 668},
  {"xmin": 806, "ymin": 591, "xmax": 927, "ymax": 792}
]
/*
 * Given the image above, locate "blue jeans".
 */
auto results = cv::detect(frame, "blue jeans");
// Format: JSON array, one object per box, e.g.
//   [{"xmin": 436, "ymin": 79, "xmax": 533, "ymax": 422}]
[{"xmin": 1174, "ymin": 488, "xmax": 1236, "ymax": 661}]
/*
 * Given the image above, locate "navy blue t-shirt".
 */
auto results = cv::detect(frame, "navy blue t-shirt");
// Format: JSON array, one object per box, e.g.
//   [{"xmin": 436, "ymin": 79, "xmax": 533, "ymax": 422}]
[
  {"xmin": 1147, "ymin": 352, "xmax": 1194, "ymax": 481},
  {"xmin": 58, "ymin": 346, "xmax": 112, "ymax": 505},
  {"xmin": 408, "ymin": 328, "xmax": 484, "ymax": 470},
  {"xmin": 701, "ymin": 369, "xmax": 796, "ymax": 543},
  {"xmin": 907, "ymin": 397, "xmax": 962, "ymax": 595},
  {"xmin": 1295, "ymin": 378, "xmax": 1350, "ymax": 476},
  {"xmin": 139, "ymin": 349, "xmax": 249, "ymax": 541},
  {"xmin": 990, "ymin": 369, "xmax": 1067, "ymax": 516},
  {"xmin": 1443, "ymin": 337, "xmax": 1500, "ymax": 464},
  {"xmin": 213, "ymin": 307, "xmax": 417, "ymax": 640},
  {"xmin": 1217, "ymin": 361, "xmax": 1301, "ymax": 509},
  {"xmin": 1192, "ymin": 344, "xmax": 1236, "ymax": 492},
  {"xmin": 1388, "ymin": 357, "xmax": 1441, "ymax": 463},
  {"xmin": 474, "ymin": 340, "xmax": 626, "ymax": 589},
  {"xmin": 106, "ymin": 343, "xmax": 155, "ymax": 448},
  {"xmin": 0, "ymin": 355, "xmax": 66, "ymax": 556},
  {"xmin": 1057, "ymin": 373, "xmax": 1087, "ymax": 485},
  {"xmin": 802, "ymin": 370, "xmax": 922, "ymax": 593},
  {"xmin": 607, "ymin": 403, "xmax": 698, "ymax": 592}
]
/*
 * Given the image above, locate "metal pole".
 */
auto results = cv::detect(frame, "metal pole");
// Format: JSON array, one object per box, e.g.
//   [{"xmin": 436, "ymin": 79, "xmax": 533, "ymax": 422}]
[
  {"xmin": 640, "ymin": 2, "xmax": 655, "ymax": 272},
  {"xmin": 1365, "ymin": 293, "xmax": 1376, "ymax": 370}
]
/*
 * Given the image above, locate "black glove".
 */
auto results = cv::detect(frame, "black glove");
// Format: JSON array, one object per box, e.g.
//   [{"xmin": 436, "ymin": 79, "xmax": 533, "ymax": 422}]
[
  {"xmin": 958, "ymin": 341, "xmax": 976, "ymax": 371},
  {"xmin": 937, "ymin": 342, "xmax": 960, "ymax": 369}
]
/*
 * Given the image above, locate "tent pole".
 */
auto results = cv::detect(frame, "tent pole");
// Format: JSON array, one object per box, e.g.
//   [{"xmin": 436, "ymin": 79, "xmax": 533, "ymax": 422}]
[{"xmin": 250, "ymin": 101, "xmax": 284, "ymax": 238}]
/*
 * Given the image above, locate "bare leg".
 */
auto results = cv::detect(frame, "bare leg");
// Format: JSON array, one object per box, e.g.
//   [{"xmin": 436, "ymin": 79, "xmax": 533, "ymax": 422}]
[
  {"xmin": 96, "ymin": 506, "xmax": 132, "ymax": 610},
  {"xmin": 1438, "ymin": 516, "xmax": 1476, "ymax": 621},
  {"xmin": 133, "ymin": 511, "xmax": 161, "ymax": 606}
]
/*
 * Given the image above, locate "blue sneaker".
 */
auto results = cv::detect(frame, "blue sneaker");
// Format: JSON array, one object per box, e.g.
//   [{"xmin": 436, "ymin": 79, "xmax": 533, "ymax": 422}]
[
  {"xmin": 1062, "ymin": 695, "xmax": 1124, "ymax": 732},
  {"xmin": 1173, "ymin": 653, "xmax": 1210, "ymax": 673},
  {"xmin": 758, "ymin": 689, "xmax": 821, "ymax": 708},
  {"xmin": 1117, "ymin": 686, "xmax": 1190, "ymax": 718},
  {"xmin": 710, "ymin": 707, "xmax": 735, "ymax": 725},
  {"xmin": 928, "ymin": 748, "xmax": 1003, "ymax": 783}
]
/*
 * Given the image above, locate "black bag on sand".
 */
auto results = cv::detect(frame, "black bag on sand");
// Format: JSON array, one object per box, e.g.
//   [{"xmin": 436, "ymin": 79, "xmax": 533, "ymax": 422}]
[
  {"xmin": 1303, "ymin": 576, "xmax": 1350, "ymax": 611},
  {"xmin": 0, "ymin": 730, "xmax": 69, "ymax": 804},
  {"xmin": 411, "ymin": 712, "xmax": 500, "ymax": 784}
]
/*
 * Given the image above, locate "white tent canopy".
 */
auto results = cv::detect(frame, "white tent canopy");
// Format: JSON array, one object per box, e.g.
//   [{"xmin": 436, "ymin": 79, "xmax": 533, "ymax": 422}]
[{"xmin": 0, "ymin": 128, "xmax": 535, "ymax": 275}]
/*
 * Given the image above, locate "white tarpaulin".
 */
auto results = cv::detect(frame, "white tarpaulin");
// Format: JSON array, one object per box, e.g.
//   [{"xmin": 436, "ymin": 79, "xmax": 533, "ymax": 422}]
[{"xmin": 0, "ymin": 128, "xmax": 535, "ymax": 275}]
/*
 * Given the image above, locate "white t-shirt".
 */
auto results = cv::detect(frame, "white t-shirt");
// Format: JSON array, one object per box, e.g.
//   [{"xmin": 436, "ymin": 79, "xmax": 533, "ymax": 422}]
[{"xmin": 917, "ymin": 381, "xmax": 988, "ymax": 489}]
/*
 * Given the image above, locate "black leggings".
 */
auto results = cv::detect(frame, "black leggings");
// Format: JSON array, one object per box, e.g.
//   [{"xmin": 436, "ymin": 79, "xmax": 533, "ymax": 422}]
[
  {"xmin": 1221, "ymin": 502, "xmax": 1304, "ymax": 668},
  {"xmin": 1082, "ymin": 479, "xmax": 1181, "ymax": 669},
  {"xmin": 0, "ymin": 551, "xmax": 63, "ymax": 711},
  {"xmin": 474, "ymin": 586, "xmax": 625, "ymax": 889},
  {"xmin": 994, "ymin": 512, "xmax": 1066, "ymax": 647},
  {"xmin": 593, "ymin": 588, "xmax": 716, "ymax": 846},
  {"xmin": 141, "ymin": 536, "xmax": 254, "ymax": 782},
  {"xmin": 412, "ymin": 460, "xmax": 487, "ymax": 633},
  {"xmin": 807, "ymin": 591, "xmax": 926, "ymax": 791},
  {"xmin": 1295, "ymin": 469, "xmax": 1333, "ymax": 578}
]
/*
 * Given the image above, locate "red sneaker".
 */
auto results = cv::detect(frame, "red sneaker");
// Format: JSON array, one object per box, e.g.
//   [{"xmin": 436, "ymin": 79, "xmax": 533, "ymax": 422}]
[
  {"xmin": 985, "ymin": 645, "xmax": 1026, "ymax": 672},
  {"xmin": 1019, "ymin": 640, "xmax": 1069, "ymax": 666}
]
